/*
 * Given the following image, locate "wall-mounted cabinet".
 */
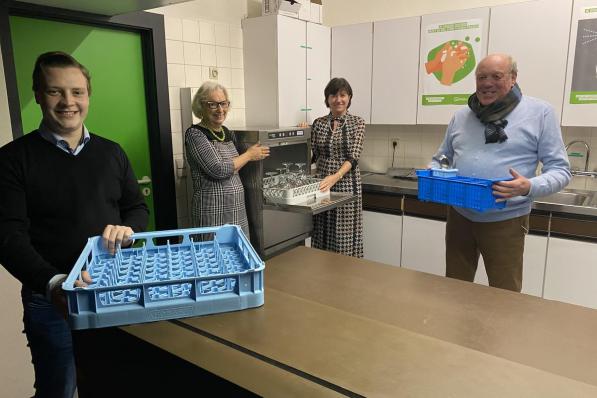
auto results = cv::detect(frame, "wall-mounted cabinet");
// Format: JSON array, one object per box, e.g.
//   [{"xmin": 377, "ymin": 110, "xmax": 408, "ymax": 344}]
[
  {"xmin": 243, "ymin": 15, "xmax": 330, "ymax": 128},
  {"xmin": 562, "ymin": 0, "xmax": 597, "ymax": 126},
  {"xmin": 488, "ymin": 0, "xmax": 573, "ymax": 122},
  {"xmin": 371, "ymin": 17, "xmax": 420, "ymax": 124},
  {"xmin": 331, "ymin": 22, "xmax": 373, "ymax": 123},
  {"xmin": 416, "ymin": 7, "xmax": 490, "ymax": 125},
  {"xmin": 306, "ymin": 22, "xmax": 331, "ymax": 124}
]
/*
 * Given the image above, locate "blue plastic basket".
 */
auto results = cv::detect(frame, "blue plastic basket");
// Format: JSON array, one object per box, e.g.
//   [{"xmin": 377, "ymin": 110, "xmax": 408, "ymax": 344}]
[
  {"xmin": 62, "ymin": 225, "xmax": 264, "ymax": 330},
  {"xmin": 416, "ymin": 169, "xmax": 508, "ymax": 211}
]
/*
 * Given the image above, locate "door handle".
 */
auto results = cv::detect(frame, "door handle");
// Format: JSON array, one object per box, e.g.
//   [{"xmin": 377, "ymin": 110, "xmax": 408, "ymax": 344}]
[{"xmin": 137, "ymin": 176, "xmax": 152, "ymax": 185}]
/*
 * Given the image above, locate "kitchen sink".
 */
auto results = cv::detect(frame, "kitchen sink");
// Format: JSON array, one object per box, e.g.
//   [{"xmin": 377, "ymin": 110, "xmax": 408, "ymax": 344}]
[{"xmin": 541, "ymin": 190, "xmax": 592, "ymax": 206}]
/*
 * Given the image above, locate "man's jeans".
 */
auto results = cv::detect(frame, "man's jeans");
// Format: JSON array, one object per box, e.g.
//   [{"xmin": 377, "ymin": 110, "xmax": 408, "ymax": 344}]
[{"xmin": 21, "ymin": 287, "xmax": 76, "ymax": 398}]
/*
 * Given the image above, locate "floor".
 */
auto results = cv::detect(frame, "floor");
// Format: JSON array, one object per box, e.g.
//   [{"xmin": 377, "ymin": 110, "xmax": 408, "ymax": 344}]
[{"xmin": 0, "ymin": 267, "xmax": 34, "ymax": 396}]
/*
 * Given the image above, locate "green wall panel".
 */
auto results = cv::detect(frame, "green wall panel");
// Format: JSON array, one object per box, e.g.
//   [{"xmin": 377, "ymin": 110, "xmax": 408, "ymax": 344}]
[{"xmin": 10, "ymin": 16, "xmax": 156, "ymax": 230}]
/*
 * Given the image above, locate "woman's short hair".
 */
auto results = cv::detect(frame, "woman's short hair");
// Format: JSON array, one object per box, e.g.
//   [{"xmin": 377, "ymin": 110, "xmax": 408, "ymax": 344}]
[
  {"xmin": 32, "ymin": 51, "xmax": 92, "ymax": 95},
  {"xmin": 191, "ymin": 81, "xmax": 229, "ymax": 118},
  {"xmin": 324, "ymin": 77, "xmax": 353, "ymax": 108}
]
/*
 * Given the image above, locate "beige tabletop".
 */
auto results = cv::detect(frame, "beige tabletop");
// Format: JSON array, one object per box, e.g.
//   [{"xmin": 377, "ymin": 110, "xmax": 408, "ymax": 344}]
[{"xmin": 125, "ymin": 247, "xmax": 597, "ymax": 397}]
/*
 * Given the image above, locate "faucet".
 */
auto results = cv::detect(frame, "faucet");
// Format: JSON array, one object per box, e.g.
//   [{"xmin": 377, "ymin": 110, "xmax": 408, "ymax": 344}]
[{"xmin": 565, "ymin": 140, "xmax": 591, "ymax": 172}]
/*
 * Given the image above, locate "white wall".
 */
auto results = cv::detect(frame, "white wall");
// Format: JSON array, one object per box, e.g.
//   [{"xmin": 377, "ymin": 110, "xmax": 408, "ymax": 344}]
[{"xmin": 148, "ymin": 0, "xmax": 249, "ymax": 228}]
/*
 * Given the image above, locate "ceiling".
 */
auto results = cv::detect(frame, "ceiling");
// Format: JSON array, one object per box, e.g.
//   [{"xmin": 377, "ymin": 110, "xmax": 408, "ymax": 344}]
[{"xmin": 19, "ymin": 0, "xmax": 195, "ymax": 16}]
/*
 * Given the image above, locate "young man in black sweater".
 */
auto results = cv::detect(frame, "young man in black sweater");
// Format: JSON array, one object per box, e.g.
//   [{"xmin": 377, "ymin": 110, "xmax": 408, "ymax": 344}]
[{"xmin": 0, "ymin": 52, "xmax": 148, "ymax": 397}]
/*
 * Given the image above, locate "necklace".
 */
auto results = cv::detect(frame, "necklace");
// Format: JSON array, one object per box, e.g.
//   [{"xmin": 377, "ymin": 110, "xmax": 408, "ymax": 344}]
[{"xmin": 203, "ymin": 125, "xmax": 225, "ymax": 142}]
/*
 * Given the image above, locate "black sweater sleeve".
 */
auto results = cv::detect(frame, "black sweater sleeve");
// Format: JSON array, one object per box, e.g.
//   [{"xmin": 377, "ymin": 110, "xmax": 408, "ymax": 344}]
[{"xmin": 0, "ymin": 143, "xmax": 59, "ymax": 293}]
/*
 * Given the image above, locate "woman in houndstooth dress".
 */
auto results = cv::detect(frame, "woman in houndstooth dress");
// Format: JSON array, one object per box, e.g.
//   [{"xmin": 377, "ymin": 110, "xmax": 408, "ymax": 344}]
[
  {"xmin": 185, "ymin": 82, "xmax": 269, "ymax": 238},
  {"xmin": 311, "ymin": 78, "xmax": 365, "ymax": 257}
]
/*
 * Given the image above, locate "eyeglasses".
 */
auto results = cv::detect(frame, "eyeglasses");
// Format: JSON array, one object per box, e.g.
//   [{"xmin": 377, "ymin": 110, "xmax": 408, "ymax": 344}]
[
  {"xmin": 203, "ymin": 101, "xmax": 230, "ymax": 110},
  {"xmin": 476, "ymin": 73, "xmax": 511, "ymax": 82}
]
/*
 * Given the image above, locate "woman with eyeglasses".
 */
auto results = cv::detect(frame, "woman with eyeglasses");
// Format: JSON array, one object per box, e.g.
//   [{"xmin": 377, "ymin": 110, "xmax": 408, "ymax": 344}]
[
  {"xmin": 185, "ymin": 81, "xmax": 269, "ymax": 238},
  {"xmin": 310, "ymin": 77, "xmax": 365, "ymax": 258}
]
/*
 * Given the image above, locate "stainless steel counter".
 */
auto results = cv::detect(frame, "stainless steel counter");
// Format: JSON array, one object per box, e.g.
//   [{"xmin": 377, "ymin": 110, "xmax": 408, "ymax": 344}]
[{"xmin": 361, "ymin": 172, "xmax": 597, "ymax": 218}]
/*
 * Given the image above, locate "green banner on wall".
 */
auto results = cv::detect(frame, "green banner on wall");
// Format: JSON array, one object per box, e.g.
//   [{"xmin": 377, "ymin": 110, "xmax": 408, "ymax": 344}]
[
  {"xmin": 422, "ymin": 94, "xmax": 469, "ymax": 105},
  {"xmin": 570, "ymin": 91, "xmax": 597, "ymax": 104}
]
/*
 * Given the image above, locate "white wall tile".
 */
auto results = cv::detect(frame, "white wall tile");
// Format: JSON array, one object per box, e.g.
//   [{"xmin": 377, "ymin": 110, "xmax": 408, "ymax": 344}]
[
  {"xmin": 166, "ymin": 40, "xmax": 184, "ymax": 64},
  {"xmin": 226, "ymin": 109, "xmax": 237, "ymax": 126},
  {"xmin": 185, "ymin": 65, "xmax": 203, "ymax": 88},
  {"xmin": 167, "ymin": 64, "xmax": 186, "ymax": 87},
  {"xmin": 230, "ymin": 88, "xmax": 245, "ymax": 108},
  {"xmin": 164, "ymin": 17, "xmax": 183, "ymax": 40},
  {"xmin": 216, "ymin": 46, "xmax": 231, "ymax": 67},
  {"xmin": 230, "ymin": 68, "xmax": 244, "ymax": 89},
  {"xmin": 182, "ymin": 19, "xmax": 200, "ymax": 42},
  {"xmin": 202, "ymin": 66, "xmax": 214, "ymax": 83},
  {"xmin": 230, "ymin": 48, "xmax": 243, "ymax": 69},
  {"xmin": 200, "ymin": 44, "xmax": 217, "ymax": 66},
  {"xmin": 217, "ymin": 67, "xmax": 231, "ymax": 89},
  {"xmin": 372, "ymin": 139, "xmax": 389, "ymax": 157},
  {"xmin": 235, "ymin": 110, "xmax": 246, "ymax": 127},
  {"xmin": 214, "ymin": 23, "xmax": 230, "ymax": 46},
  {"xmin": 229, "ymin": 26, "xmax": 243, "ymax": 48},
  {"xmin": 199, "ymin": 20, "xmax": 215, "ymax": 44},
  {"xmin": 168, "ymin": 86, "xmax": 181, "ymax": 110},
  {"xmin": 183, "ymin": 42, "xmax": 202, "ymax": 65}
]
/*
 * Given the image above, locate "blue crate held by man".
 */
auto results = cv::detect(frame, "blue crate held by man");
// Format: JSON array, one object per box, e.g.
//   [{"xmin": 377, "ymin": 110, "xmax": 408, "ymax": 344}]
[
  {"xmin": 62, "ymin": 225, "xmax": 265, "ymax": 330},
  {"xmin": 416, "ymin": 169, "xmax": 510, "ymax": 212}
]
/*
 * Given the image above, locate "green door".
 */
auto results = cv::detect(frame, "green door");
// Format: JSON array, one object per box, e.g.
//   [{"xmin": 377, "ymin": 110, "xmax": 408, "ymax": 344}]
[{"xmin": 9, "ymin": 16, "xmax": 156, "ymax": 230}]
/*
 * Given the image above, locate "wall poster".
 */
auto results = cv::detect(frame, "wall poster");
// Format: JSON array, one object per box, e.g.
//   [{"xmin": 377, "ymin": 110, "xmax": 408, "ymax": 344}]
[
  {"xmin": 420, "ymin": 19, "xmax": 483, "ymax": 106},
  {"xmin": 570, "ymin": 6, "xmax": 597, "ymax": 104}
]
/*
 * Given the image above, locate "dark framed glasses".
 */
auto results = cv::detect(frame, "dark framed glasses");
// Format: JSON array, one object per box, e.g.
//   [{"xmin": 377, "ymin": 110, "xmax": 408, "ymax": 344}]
[{"xmin": 204, "ymin": 100, "xmax": 230, "ymax": 110}]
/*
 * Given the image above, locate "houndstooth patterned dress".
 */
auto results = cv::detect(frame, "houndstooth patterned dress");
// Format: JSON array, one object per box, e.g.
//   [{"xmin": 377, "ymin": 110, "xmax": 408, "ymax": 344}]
[
  {"xmin": 185, "ymin": 125, "xmax": 250, "ymax": 238},
  {"xmin": 311, "ymin": 112, "xmax": 365, "ymax": 257}
]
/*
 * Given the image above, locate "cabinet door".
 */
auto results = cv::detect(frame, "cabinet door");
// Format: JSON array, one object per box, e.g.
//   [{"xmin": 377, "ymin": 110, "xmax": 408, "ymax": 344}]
[
  {"xmin": 331, "ymin": 23, "xmax": 373, "ymax": 123},
  {"xmin": 544, "ymin": 237, "xmax": 597, "ymax": 309},
  {"xmin": 371, "ymin": 17, "xmax": 420, "ymax": 124},
  {"xmin": 277, "ymin": 16, "xmax": 307, "ymax": 127},
  {"xmin": 489, "ymin": 0, "xmax": 572, "ymax": 122},
  {"xmin": 401, "ymin": 216, "xmax": 446, "ymax": 276},
  {"xmin": 242, "ymin": 15, "xmax": 280, "ymax": 127},
  {"xmin": 363, "ymin": 210, "xmax": 402, "ymax": 266},
  {"xmin": 473, "ymin": 233, "xmax": 547, "ymax": 296},
  {"xmin": 306, "ymin": 23, "xmax": 330, "ymax": 124},
  {"xmin": 562, "ymin": 0, "xmax": 597, "ymax": 126}
]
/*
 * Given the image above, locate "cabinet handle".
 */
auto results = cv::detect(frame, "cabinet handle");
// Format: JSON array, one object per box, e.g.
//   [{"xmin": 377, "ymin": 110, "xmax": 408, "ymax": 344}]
[{"xmin": 299, "ymin": 45, "xmax": 313, "ymax": 49}]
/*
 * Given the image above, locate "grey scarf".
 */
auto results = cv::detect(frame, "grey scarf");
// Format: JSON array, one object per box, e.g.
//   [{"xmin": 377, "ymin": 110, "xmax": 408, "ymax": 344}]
[{"xmin": 468, "ymin": 83, "xmax": 522, "ymax": 144}]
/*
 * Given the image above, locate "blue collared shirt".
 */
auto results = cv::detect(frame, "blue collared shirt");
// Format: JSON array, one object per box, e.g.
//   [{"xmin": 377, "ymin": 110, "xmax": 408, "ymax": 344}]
[{"xmin": 38, "ymin": 122, "xmax": 91, "ymax": 156}]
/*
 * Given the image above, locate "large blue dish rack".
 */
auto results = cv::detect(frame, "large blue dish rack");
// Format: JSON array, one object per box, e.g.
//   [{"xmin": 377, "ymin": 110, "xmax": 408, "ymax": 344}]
[{"xmin": 62, "ymin": 225, "xmax": 265, "ymax": 330}]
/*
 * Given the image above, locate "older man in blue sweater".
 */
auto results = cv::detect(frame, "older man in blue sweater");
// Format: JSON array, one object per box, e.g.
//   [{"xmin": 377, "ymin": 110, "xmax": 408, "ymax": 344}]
[{"xmin": 430, "ymin": 53, "xmax": 571, "ymax": 292}]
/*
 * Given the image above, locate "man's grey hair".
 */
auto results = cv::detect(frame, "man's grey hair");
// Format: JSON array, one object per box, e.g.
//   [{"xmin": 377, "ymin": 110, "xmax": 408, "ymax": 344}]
[
  {"xmin": 191, "ymin": 81, "xmax": 229, "ymax": 119},
  {"xmin": 476, "ymin": 53, "xmax": 518, "ymax": 76}
]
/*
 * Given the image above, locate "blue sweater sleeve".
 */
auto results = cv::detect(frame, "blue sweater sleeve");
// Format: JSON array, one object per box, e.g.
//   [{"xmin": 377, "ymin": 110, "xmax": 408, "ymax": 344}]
[{"xmin": 527, "ymin": 106, "xmax": 571, "ymax": 198}]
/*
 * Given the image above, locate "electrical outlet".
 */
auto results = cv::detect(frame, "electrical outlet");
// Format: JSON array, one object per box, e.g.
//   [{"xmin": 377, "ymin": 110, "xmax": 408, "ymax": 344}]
[
  {"xmin": 209, "ymin": 67, "xmax": 219, "ymax": 80},
  {"xmin": 388, "ymin": 137, "xmax": 400, "ymax": 152}
]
